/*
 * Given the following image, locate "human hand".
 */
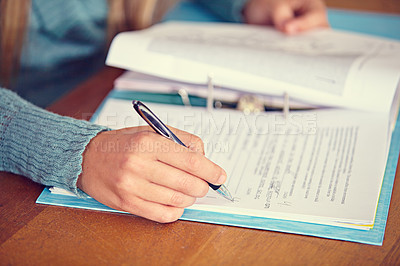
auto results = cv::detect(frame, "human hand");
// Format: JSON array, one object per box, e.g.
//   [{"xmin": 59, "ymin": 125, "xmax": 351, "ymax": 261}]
[
  {"xmin": 243, "ymin": 0, "xmax": 329, "ymax": 34},
  {"xmin": 77, "ymin": 126, "xmax": 227, "ymax": 223}
]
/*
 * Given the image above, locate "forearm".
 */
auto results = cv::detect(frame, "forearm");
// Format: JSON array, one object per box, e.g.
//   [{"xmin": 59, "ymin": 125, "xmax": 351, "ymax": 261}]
[
  {"xmin": 194, "ymin": 0, "xmax": 249, "ymax": 22},
  {"xmin": 0, "ymin": 88, "xmax": 108, "ymax": 196}
]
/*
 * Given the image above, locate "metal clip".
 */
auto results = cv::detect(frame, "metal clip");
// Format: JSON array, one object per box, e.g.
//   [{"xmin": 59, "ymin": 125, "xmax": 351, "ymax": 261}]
[
  {"xmin": 178, "ymin": 88, "xmax": 191, "ymax": 106},
  {"xmin": 237, "ymin": 94, "xmax": 264, "ymax": 114}
]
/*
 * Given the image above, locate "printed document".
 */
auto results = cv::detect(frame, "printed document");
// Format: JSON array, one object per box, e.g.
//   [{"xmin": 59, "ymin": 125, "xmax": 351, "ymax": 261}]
[{"xmin": 91, "ymin": 99, "xmax": 390, "ymax": 229}]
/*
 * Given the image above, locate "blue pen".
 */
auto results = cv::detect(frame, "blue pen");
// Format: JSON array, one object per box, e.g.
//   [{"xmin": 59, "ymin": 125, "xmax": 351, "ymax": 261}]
[{"xmin": 132, "ymin": 100, "xmax": 233, "ymax": 202}]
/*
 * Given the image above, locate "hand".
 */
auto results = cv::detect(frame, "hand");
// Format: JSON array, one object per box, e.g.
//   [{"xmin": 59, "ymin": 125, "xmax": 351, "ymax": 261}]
[
  {"xmin": 77, "ymin": 126, "xmax": 227, "ymax": 223},
  {"xmin": 243, "ymin": 0, "xmax": 329, "ymax": 34}
]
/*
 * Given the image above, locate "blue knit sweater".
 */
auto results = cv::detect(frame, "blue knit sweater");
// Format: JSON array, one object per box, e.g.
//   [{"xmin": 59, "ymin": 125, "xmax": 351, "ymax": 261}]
[{"xmin": 0, "ymin": 0, "xmax": 247, "ymax": 195}]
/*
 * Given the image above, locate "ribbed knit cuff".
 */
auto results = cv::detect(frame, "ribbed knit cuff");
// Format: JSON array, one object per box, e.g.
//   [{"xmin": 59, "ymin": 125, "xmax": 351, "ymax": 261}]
[
  {"xmin": 195, "ymin": 0, "xmax": 249, "ymax": 22},
  {"xmin": 0, "ymin": 88, "xmax": 109, "ymax": 196}
]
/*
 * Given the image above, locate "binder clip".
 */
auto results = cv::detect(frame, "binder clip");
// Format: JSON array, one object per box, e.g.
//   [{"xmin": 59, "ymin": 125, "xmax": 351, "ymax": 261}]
[
  {"xmin": 237, "ymin": 92, "xmax": 290, "ymax": 117},
  {"xmin": 237, "ymin": 95, "xmax": 264, "ymax": 115},
  {"xmin": 205, "ymin": 73, "xmax": 290, "ymax": 117}
]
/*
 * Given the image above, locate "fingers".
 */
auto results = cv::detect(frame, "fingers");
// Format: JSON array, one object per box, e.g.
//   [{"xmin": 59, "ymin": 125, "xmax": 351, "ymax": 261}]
[
  {"xmin": 124, "ymin": 177, "xmax": 197, "ymax": 208},
  {"xmin": 168, "ymin": 126, "xmax": 205, "ymax": 154},
  {"xmin": 79, "ymin": 125, "xmax": 225, "ymax": 224},
  {"xmin": 128, "ymin": 127, "xmax": 226, "ymax": 186},
  {"xmin": 146, "ymin": 160, "xmax": 210, "ymax": 197},
  {"xmin": 154, "ymin": 140, "xmax": 227, "ymax": 186},
  {"xmin": 119, "ymin": 127, "xmax": 226, "ymax": 186},
  {"xmin": 116, "ymin": 195, "xmax": 185, "ymax": 223},
  {"xmin": 281, "ymin": 0, "xmax": 329, "ymax": 34},
  {"xmin": 123, "ymin": 128, "xmax": 224, "ymax": 185},
  {"xmin": 271, "ymin": 0, "xmax": 328, "ymax": 34},
  {"xmin": 243, "ymin": 0, "xmax": 329, "ymax": 34},
  {"xmin": 282, "ymin": 9, "xmax": 329, "ymax": 34},
  {"xmin": 109, "ymin": 164, "xmax": 199, "ymax": 223},
  {"xmin": 270, "ymin": 1, "xmax": 295, "ymax": 31}
]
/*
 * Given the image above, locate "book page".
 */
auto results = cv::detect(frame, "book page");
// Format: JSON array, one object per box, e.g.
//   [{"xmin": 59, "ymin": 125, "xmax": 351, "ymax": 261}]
[
  {"xmin": 106, "ymin": 22, "xmax": 400, "ymax": 114},
  {"xmin": 93, "ymin": 99, "xmax": 389, "ymax": 228}
]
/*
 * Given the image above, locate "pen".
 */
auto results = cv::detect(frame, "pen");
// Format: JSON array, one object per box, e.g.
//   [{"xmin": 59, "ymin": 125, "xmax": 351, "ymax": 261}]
[{"xmin": 132, "ymin": 100, "xmax": 234, "ymax": 202}]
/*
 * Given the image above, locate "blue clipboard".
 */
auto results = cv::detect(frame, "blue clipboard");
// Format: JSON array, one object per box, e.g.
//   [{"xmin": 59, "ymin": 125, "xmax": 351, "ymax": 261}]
[{"xmin": 36, "ymin": 1, "xmax": 400, "ymax": 245}]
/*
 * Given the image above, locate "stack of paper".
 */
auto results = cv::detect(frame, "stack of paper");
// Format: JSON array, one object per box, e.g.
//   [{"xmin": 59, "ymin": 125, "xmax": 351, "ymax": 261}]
[{"xmin": 87, "ymin": 99, "xmax": 389, "ymax": 230}]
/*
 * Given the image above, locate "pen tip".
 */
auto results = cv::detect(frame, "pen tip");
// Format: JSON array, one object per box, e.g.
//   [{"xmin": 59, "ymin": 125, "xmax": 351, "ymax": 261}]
[{"xmin": 217, "ymin": 184, "xmax": 234, "ymax": 202}]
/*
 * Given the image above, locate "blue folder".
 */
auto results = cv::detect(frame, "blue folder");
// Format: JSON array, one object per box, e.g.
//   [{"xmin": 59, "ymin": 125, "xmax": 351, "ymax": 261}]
[{"xmin": 37, "ymin": 1, "xmax": 400, "ymax": 245}]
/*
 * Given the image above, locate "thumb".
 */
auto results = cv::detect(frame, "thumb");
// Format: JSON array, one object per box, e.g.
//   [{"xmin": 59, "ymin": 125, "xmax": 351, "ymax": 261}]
[{"xmin": 282, "ymin": 11, "xmax": 329, "ymax": 34}]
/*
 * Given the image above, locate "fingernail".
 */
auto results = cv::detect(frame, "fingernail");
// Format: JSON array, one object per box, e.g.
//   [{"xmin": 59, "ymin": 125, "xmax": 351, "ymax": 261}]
[{"xmin": 217, "ymin": 174, "xmax": 227, "ymax": 185}]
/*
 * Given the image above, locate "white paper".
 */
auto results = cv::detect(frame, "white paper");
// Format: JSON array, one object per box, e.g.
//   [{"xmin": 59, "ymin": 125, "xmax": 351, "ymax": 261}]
[
  {"xmin": 93, "ymin": 99, "xmax": 389, "ymax": 229},
  {"xmin": 113, "ymin": 71, "xmax": 319, "ymax": 109},
  {"xmin": 106, "ymin": 22, "xmax": 400, "ymax": 114}
]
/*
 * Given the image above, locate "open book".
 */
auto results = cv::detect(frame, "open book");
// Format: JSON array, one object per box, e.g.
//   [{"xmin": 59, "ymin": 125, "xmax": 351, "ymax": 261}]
[{"xmin": 106, "ymin": 22, "xmax": 400, "ymax": 121}]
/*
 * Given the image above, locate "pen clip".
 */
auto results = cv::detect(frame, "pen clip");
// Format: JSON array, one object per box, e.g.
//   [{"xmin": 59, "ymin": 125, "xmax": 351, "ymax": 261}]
[{"xmin": 132, "ymin": 100, "xmax": 186, "ymax": 147}]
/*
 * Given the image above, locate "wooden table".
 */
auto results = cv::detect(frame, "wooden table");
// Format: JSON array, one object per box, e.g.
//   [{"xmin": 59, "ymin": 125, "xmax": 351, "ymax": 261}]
[{"xmin": 2, "ymin": 4, "xmax": 400, "ymax": 265}]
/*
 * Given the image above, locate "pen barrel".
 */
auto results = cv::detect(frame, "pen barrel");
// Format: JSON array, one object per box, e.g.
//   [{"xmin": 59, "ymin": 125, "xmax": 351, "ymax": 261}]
[
  {"xmin": 207, "ymin": 182, "xmax": 221, "ymax": 190},
  {"xmin": 133, "ymin": 101, "xmax": 224, "ymax": 193}
]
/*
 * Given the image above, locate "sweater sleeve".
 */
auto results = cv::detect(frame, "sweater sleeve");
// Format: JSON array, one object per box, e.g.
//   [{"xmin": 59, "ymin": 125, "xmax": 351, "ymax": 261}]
[
  {"xmin": 194, "ymin": 0, "xmax": 249, "ymax": 22},
  {"xmin": 0, "ymin": 88, "xmax": 108, "ymax": 196}
]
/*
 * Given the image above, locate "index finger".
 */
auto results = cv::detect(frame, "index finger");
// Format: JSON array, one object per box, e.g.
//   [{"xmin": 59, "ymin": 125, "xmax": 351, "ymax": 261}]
[
  {"xmin": 155, "ymin": 139, "xmax": 227, "ymax": 186},
  {"xmin": 168, "ymin": 126, "xmax": 205, "ymax": 155},
  {"xmin": 282, "ymin": 0, "xmax": 329, "ymax": 34},
  {"xmin": 283, "ymin": 10, "xmax": 329, "ymax": 34}
]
